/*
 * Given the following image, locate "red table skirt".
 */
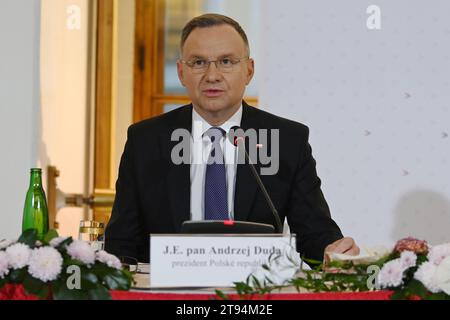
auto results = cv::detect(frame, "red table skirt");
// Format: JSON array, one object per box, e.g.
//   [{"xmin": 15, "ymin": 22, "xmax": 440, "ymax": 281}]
[
  {"xmin": 110, "ymin": 290, "xmax": 393, "ymax": 300},
  {"xmin": 0, "ymin": 284, "xmax": 392, "ymax": 300},
  {"xmin": 0, "ymin": 284, "xmax": 40, "ymax": 300}
]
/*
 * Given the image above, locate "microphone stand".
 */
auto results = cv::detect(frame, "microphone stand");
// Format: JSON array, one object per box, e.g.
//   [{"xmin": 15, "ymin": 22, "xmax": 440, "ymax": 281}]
[{"xmin": 235, "ymin": 137, "xmax": 283, "ymax": 234}]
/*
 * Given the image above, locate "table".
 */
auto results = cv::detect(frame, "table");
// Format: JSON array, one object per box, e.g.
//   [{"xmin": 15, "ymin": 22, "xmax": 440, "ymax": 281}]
[
  {"xmin": 0, "ymin": 284, "xmax": 392, "ymax": 300},
  {"xmin": 110, "ymin": 290, "xmax": 393, "ymax": 300}
]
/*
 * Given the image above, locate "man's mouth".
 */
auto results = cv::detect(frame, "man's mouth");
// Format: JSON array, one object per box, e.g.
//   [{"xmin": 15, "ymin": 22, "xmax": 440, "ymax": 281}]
[{"xmin": 202, "ymin": 89, "xmax": 224, "ymax": 98}]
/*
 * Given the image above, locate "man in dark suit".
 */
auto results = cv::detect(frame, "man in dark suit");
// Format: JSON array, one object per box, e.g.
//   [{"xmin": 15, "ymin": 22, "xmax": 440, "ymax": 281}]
[{"xmin": 105, "ymin": 14, "xmax": 359, "ymax": 263}]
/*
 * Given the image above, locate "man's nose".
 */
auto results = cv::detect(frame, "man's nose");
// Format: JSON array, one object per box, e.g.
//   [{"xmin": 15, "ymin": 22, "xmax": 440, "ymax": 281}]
[{"xmin": 204, "ymin": 61, "xmax": 222, "ymax": 82}]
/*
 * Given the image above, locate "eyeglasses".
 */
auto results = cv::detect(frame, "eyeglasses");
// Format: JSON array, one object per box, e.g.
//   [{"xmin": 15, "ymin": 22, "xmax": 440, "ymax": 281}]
[
  {"xmin": 119, "ymin": 256, "xmax": 148, "ymax": 274},
  {"xmin": 180, "ymin": 57, "xmax": 249, "ymax": 74}
]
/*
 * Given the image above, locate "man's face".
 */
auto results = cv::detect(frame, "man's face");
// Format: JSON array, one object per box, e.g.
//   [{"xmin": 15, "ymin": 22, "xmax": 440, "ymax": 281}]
[{"xmin": 177, "ymin": 25, "xmax": 254, "ymax": 120}]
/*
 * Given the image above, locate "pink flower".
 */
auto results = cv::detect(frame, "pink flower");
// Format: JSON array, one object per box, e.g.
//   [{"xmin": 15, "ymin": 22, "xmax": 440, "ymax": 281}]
[
  {"xmin": 414, "ymin": 261, "xmax": 440, "ymax": 293},
  {"xmin": 6, "ymin": 243, "xmax": 31, "ymax": 269},
  {"xmin": 0, "ymin": 251, "xmax": 9, "ymax": 278},
  {"xmin": 378, "ymin": 259, "xmax": 405, "ymax": 288},
  {"xmin": 394, "ymin": 237, "xmax": 428, "ymax": 255},
  {"xmin": 28, "ymin": 247, "xmax": 63, "ymax": 282},
  {"xmin": 427, "ymin": 243, "xmax": 450, "ymax": 266},
  {"xmin": 67, "ymin": 240, "xmax": 96, "ymax": 265},
  {"xmin": 96, "ymin": 250, "xmax": 122, "ymax": 269},
  {"xmin": 399, "ymin": 251, "xmax": 417, "ymax": 269}
]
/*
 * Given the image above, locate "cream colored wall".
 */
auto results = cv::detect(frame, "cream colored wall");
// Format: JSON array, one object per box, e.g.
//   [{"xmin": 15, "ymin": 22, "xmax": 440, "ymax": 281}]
[
  {"xmin": 113, "ymin": 0, "xmax": 135, "ymax": 182},
  {"xmin": 40, "ymin": 0, "xmax": 134, "ymax": 238},
  {"xmin": 39, "ymin": 0, "xmax": 92, "ymax": 238}
]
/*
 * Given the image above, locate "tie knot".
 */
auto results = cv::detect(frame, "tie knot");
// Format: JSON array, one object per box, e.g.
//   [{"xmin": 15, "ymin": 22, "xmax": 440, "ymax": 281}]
[{"xmin": 204, "ymin": 127, "xmax": 225, "ymax": 143}]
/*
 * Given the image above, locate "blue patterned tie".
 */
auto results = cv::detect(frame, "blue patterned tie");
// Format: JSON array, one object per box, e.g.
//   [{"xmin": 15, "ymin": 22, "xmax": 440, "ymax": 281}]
[{"xmin": 204, "ymin": 127, "xmax": 229, "ymax": 220}]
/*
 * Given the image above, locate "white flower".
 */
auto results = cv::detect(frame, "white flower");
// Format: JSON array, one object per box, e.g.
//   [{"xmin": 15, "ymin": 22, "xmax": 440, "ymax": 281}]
[
  {"xmin": 96, "ymin": 250, "xmax": 122, "ymax": 269},
  {"xmin": 427, "ymin": 243, "xmax": 450, "ymax": 266},
  {"xmin": 414, "ymin": 261, "xmax": 440, "ymax": 293},
  {"xmin": 434, "ymin": 256, "xmax": 450, "ymax": 295},
  {"xmin": 28, "ymin": 247, "xmax": 63, "ymax": 282},
  {"xmin": 6, "ymin": 243, "xmax": 31, "ymax": 269},
  {"xmin": 0, "ymin": 239, "xmax": 15, "ymax": 250},
  {"xmin": 399, "ymin": 251, "xmax": 417, "ymax": 269},
  {"xmin": 67, "ymin": 240, "xmax": 96, "ymax": 265},
  {"xmin": 378, "ymin": 259, "xmax": 405, "ymax": 288},
  {"xmin": 0, "ymin": 251, "xmax": 9, "ymax": 278},
  {"xmin": 49, "ymin": 236, "xmax": 69, "ymax": 248}
]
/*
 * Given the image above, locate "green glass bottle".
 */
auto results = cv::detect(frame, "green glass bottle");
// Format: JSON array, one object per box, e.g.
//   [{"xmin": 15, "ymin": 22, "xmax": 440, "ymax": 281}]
[{"xmin": 22, "ymin": 168, "xmax": 49, "ymax": 240}]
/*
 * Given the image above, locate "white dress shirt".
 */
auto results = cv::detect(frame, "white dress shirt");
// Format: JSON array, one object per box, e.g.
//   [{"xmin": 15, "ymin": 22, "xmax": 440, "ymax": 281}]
[{"xmin": 190, "ymin": 106, "xmax": 242, "ymax": 220}]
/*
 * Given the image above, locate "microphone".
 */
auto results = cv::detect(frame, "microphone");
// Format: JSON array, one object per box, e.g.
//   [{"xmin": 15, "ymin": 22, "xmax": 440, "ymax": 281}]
[{"xmin": 228, "ymin": 126, "xmax": 283, "ymax": 234}]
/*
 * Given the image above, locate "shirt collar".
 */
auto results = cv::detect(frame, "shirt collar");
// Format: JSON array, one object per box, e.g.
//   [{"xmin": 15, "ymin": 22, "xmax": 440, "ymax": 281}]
[{"xmin": 192, "ymin": 104, "xmax": 243, "ymax": 141}]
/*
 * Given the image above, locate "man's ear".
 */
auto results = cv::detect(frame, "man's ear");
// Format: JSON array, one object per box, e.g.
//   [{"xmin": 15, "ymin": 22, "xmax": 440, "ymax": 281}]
[
  {"xmin": 245, "ymin": 58, "xmax": 255, "ymax": 85},
  {"xmin": 177, "ymin": 60, "xmax": 186, "ymax": 87}
]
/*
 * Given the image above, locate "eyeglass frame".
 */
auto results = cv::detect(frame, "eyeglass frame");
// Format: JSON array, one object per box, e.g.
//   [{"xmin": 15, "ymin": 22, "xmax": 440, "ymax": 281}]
[
  {"xmin": 179, "ymin": 56, "xmax": 250, "ymax": 73},
  {"xmin": 119, "ymin": 256, "xmax": 148, "ymax": 274}
]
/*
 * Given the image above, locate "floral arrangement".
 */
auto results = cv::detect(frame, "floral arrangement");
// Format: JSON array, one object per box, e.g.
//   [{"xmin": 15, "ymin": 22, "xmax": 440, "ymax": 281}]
[
  {"xmin": 377, "ymin": 237, "xmax": 450, "ymax": 299},
  {"xmin": 224, "ymin": 237, "xmax": 450, "ymax": 300},
  {"xmin": 0, "ymin": 229, "xmax": 133, "ymax": 300}
]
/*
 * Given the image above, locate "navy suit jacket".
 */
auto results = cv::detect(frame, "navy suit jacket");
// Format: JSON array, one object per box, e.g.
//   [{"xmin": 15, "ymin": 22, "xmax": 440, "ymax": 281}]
[{"xmin": 104, "ymin": 101, "xmax": 343, "ymax": 262}]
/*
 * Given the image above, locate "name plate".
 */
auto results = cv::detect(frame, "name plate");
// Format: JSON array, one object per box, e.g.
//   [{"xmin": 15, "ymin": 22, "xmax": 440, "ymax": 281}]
[{"xmin": 150, "ymin": 234, "xmax": 296, "ymax": 288}]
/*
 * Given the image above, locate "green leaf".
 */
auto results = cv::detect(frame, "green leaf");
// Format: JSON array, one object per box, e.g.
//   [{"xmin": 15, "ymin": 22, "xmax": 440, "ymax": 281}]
[
  {"xmin": 234, "ymin": 281, "xmax": 252, "ymax": 295},
  {"xmin": 52, "ymin": 281, "xmax": 90, "ymax": 300},
  {"xmin": 88, "ymin": 285, "xmax": 111, "ymax": 300},
  {"xmin": 82, "ymin": 271, "xmax": 98, "ymax": 284},
  {"xmin": 8, "ymin": 268, "xmax": 27, "ymax": 283},
  {"xmin": 102, "ymin": 269, "xmax": 131, "ymax": 290},
  {"xmin": 18, "ymin": 229, "xmax": 38, "ymax": 247},
  {"xmin": 390, "ymin": 289, "xmax": 408, "ymax": 300},
  {"xmin": 23, "ymin": 275, "xmax": 49, "ymax": 299},
  {"xmin": 214, "ymin": 289, "xmax": 229, "ymax": 300},
  {"xmin": 80, "ymin": 270, "xmax": 99, "ymax": 290},
  {"xmin": 121, "ymin": 269, "xmax": 135, "ymax": 283},
  {"xmin": 0, "ymin": 278, "xmax": 7, "ymax": 289},
  {"xmin": 57, "ymin": 237, "xmax": 73, "ymax": 249},
  {"xmin": 64, "ymin": 259, "xmax": 86, "ymax": 267},
  {"xmin": 301, "ymin": 257, "xmax": 323, "ymax": 266},
  {"xmin": 424, "ymin": 292, "xmax": 450, "ymax": 300},
  {"xmin": 43, "ymin": 229, "xmax": 59, "ymax": 244},
  {"xmin": 89, "ymin": 263, "xmax": 108, "ymax": 275},
  {"xmin": 416, "ymin": 254, "xmax": 428, "ymax": 265},
  {"xmin": 406, "ymin": 279, "xmax": 428, "ymax": 298}
]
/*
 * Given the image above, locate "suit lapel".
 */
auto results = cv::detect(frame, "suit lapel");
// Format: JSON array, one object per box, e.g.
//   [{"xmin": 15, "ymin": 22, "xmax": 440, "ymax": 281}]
[
  {"xmin": 162, "ymin": 105, "xmax": 192, "ymax": 231},
  {"xmin": 234, "ymin": 102, "xmax": 261, "ymax": 222},
  {"xmin": 162, "ymin": 103, "xmax": 262, "ymax": 227}
]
